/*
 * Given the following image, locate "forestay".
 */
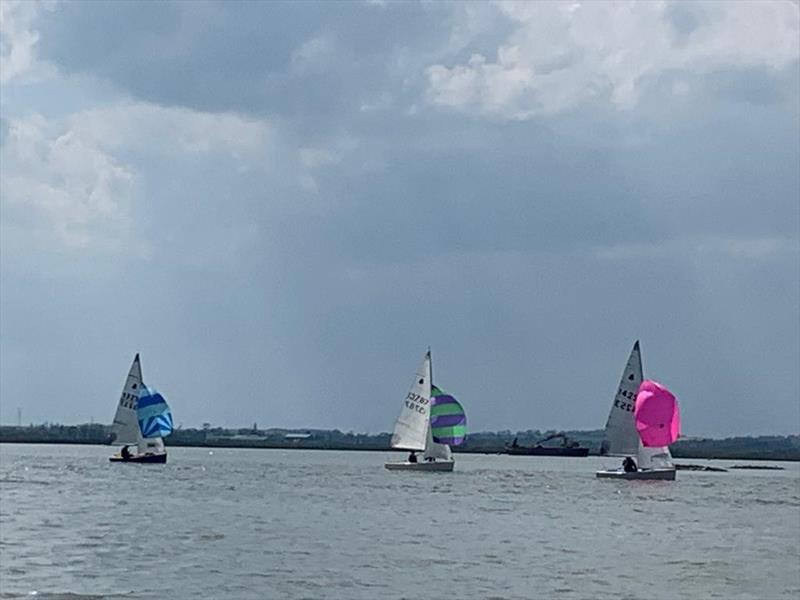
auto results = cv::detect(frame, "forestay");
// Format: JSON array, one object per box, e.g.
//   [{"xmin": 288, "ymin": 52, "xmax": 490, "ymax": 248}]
[
  {"xmin": 390, "ymin": 352, "xmax": 431, "ymax": 451},
  {"xmin": 601, "ymin": 341, "xmax": 643, "ymax": 457},
  {"xmin": 111, "ymin": 354, "xmax": 144, "ymax": 445}
]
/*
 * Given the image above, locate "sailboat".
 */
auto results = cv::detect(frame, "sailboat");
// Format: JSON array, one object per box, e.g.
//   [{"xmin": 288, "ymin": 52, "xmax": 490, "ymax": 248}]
[
  {"xmin": 384, "ymin": 350, "xmax": 467, "ymax": 472},
  {"xmin": 596, "ymin": 341, "xmax": 679, "ymax": 481},
  {"xmin": 109, "ymin": 354, "xmax": 174, "ymax": 464}
]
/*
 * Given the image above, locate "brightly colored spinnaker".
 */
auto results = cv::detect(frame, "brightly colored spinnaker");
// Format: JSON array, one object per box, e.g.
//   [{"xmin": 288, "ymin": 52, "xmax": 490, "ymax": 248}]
[
  {"xmin": 137, "ymin": 384, "xmax": 174, "ymax": 439},
  {"xmin": 596, "ymin": 341, "xmax": 678, "ymax": 480},
  {"xmin": 430, "ymin": 386, "xmax": 467, "ymax": 446},
  {"xmin": 109, "ymin": 354, "xmax": 173, "ymax": 463},
  {"xmin": 634, "ymin": 380, "xmax": 680, "ymax": 448},
  {"xmin": 385, "ymin": 350, "xmax": 466, "ymax": 471}
]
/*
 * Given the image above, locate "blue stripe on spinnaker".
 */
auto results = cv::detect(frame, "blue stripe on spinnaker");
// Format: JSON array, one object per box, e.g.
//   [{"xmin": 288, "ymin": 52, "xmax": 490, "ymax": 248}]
[{"xmin": 137, "ymin": 385, "xmax": 173, "ymax": 438}]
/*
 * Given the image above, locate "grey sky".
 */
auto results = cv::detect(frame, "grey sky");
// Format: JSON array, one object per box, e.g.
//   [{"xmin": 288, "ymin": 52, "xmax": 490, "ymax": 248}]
[{"xmin": 1, "ymin": 1, "xmax": 798, "ymax": 436}]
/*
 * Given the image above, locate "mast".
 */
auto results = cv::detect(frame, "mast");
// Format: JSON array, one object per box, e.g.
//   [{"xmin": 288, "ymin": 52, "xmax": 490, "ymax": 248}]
[
  {"xmin": 427, "ymin": 347, "xmax": 432, "ymax": 393},
  {"xmin": 427, "ymin": 347, "xmax": 432, "ymax": 437}
]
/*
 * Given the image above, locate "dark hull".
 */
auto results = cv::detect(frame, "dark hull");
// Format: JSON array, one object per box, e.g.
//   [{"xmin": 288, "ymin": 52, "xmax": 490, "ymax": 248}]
[
  {"xmin": 384, "ymin": 460, "xmax": 454, "ymax": 472},
  {"xmin": 109, "ymin": 452, "xmax": 167, "ymax": 464},
  {"xmin": 505, "ymin": 446, "xmax": 589, "ymax": 457}
]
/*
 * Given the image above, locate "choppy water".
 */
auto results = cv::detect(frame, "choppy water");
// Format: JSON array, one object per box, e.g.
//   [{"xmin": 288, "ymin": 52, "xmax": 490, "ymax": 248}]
[{"xmin": 1, "ymin": 444, "xmax": 798, "ymax": 600}]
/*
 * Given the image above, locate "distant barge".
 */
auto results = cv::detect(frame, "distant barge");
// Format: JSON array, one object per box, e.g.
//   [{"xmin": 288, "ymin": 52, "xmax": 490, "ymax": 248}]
[{"xmin": 504, "ymin": 433, "xmax": 590, "ymax": 457}]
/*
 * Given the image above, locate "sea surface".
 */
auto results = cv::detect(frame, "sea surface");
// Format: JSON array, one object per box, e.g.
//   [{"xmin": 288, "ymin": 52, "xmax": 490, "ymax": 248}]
[{"xmin": 1, "ymin": 444, "xmax": 798, "ymax": 600}]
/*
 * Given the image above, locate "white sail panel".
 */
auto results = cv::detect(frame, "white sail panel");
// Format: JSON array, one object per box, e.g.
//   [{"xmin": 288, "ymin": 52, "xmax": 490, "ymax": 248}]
[
  {"xmin": 390, "ymin": 352, "xmax": 431, "ymax": 451},
  {"xmin": 423, "ymin": 423, "xmax": 452, "ymax": 461},
  {"xmin": 111, "ymin": 354, "xmax": 143, "ymax": 445},
  {"xmin": 601, "ymin": 341, "xmax": 642, "ymax": 457},
  {"xmin": 637, "ymin": 442, "xmax": 673, "ymax": 470},
  {"xmin": 138, "ymin": 437, "xmax": 165, "ymax": 455}
]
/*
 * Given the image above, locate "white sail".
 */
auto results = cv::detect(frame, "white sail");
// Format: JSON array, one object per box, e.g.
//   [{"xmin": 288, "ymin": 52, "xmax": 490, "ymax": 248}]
[
  {"xmin": 138, "ymin": 437, "xmax": 165, "ymax": 455},
  {"xmin": 637, "ymin": 442, "xmax": 673, "ymax": 469},
  {"xmin": 111, "ymin": 354, "xmax": 144, "ymax": 445},
  {"xmin": 601, "ymin": 341, "xmax": 642, "ymax": 457},
  {"xmin": 423, "ymin": 423, "xmax": 452, "ymax": 461},
  {"xmin": 390, "ymin": 351, "xmax": 431, "ymax": 451}
]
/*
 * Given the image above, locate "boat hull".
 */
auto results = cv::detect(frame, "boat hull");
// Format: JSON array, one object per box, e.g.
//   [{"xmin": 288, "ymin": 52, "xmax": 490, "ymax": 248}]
[
  {"xmin": 506, "ymin": 446, "xmax": 589, "ymax": 457},
  {"xmin": 595, "ymin": 468, "xmax": 675, "ymax": 481},
  {"xmin": 110, "ymin": 452, "xmax": 167, "ymax": 464},
  {"xmin": 384, "ymin": 460, "xmax": 454, "ymax": 472}
]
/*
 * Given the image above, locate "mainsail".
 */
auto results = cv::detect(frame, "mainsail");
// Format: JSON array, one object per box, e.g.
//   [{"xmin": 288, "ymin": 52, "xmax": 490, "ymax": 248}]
[
  {"xmin": 601, "ymin": 341, "xmax": 643, "ymax": 457},
  {"xmin": 390, "ymin": 351, "xmax": 431, "ymax": 451},
  {"xmin": 111, "ymin": 354, "xmax": 143, "ymax": 445}
]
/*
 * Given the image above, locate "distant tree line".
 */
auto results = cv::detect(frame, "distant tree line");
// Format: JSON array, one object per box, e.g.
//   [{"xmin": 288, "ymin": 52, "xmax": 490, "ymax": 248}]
[{"xmin": 0, "ymin": 424, "xmax": 797, "ymax": 460}]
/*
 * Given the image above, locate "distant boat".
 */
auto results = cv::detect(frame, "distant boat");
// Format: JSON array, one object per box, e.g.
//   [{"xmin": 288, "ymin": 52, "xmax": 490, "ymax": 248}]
[
  {"xmin": 109, "ymin": 354, "xmax": 173, "ymax": 464},
  {"xmin": 596, "ymin": 341, "xmax": 679, "ymax": 481},
  {"xmin": 385, "ymin": 350, "xmax": 467, "ymax": 472},
  {"xmin": 504, "ymin": 432, "xmax": 589, "ymax": 457}
]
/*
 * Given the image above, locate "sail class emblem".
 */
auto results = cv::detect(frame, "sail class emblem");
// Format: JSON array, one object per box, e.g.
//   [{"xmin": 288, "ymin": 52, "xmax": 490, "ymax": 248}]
[{"xmin": 628, "ymin": 374, "xmax": 635, "ymax": 380}]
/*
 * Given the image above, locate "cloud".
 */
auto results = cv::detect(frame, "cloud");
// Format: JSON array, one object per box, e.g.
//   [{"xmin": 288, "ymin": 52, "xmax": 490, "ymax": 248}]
[
  {"xmin": 425, "ymin": 1, "xmax": 800, "ymax": 118},
  {"xmin": 31, "ymin": 1, "xmax": 454, "ymax": 119},
  {"xmin": 0, "ymin": 0, "xmax": 50, "ymax": 83},
  {"xmin": 65, "ymin": 102, "xmax": 274, "ymax": 163},
  {"xmin": 0, "ymin": 1, "xmax": 797, "ymax": 435},
  {"xmin": 0, "ymin": 98, "xmax": 372, "ymax": 278},
  {"xmin": 1, "ymin": 113, "xmax": 135, "ymax": 251},
  {"xmin": 0, "ymin": 101, "xmax": 281, "ymax": 275}
]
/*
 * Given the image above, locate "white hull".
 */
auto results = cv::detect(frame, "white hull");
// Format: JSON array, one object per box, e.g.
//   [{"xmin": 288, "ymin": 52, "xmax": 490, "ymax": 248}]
[
  {"xmin": 596, "ymin": 468, "xmax": 676, "ymax": 481},
  {"xmin": 384, "ymin": 460, "xmax": 454, "ymax": 472}
]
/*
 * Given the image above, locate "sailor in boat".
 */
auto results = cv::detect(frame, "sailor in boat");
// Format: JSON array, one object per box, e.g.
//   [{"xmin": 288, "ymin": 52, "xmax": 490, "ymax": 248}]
[
  {"xmin": 425, "ymin": 456, "xmax": 435, "ymax": 462},
  {"xmin": 622, "ymin": 456, "xmax": 637, "ymax": 473},
  {"xmin": 120, "ymin": 445, "xmax": 132, "ymax": 461},
  {"xmin": 408, "ymin": 451, "xmax": 418, "ymax": 463}
]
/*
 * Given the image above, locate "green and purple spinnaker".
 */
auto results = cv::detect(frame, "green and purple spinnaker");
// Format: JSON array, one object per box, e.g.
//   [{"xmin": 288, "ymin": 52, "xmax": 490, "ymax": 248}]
[{"xmin": 430, "ymin": 385, "xmax": 467, "ymax": 446}]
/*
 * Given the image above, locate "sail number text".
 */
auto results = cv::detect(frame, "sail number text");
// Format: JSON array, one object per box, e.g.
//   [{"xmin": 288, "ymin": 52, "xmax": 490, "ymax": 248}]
[
  {"xmin": 405, "ymin": 392, "xmax": 428, "ymax": 414},
  {"xmin": 614, "ymin": 388, "xmax": 635, "ymax": 412}
]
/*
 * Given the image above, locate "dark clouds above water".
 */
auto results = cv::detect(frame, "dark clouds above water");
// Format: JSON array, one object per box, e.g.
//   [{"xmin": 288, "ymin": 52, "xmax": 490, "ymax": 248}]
[{"xmin": 1, "ymin": 1, "xmax": 798, "ymax": 435}]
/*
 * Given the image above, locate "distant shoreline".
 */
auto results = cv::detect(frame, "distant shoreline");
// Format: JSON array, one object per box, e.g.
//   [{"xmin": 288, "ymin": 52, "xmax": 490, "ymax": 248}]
[{"xmin": 1, "ymin": 424, "xmax": 798, "ymax": 461}]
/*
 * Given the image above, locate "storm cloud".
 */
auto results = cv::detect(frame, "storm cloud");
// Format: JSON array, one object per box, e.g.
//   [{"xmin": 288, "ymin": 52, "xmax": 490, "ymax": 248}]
[{"xmin": 1, "ymin": 1, "xmax": 798, "ymax": 435}]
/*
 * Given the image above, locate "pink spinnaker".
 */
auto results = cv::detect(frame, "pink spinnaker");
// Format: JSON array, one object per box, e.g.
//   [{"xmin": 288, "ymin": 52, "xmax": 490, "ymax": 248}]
[{"xmin": 634, "ymin": 380, "xmax": 681, "ymax": 447}]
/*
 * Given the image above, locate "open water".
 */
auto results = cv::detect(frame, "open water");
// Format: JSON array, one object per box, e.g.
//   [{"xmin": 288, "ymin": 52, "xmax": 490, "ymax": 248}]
[{"xmin": 1, "ymin": 444, "xmax": 798, "ymax": 600}]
